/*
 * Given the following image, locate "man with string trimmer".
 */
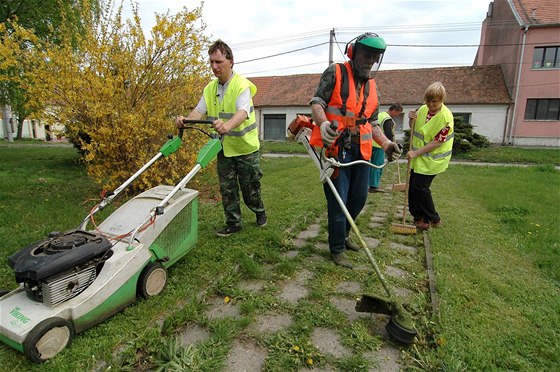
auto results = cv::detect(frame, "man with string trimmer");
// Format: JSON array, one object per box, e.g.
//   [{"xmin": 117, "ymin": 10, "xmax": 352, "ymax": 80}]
[{"xmin": 309, "ymin": 32, "xmax": 401, "ymax": 269}]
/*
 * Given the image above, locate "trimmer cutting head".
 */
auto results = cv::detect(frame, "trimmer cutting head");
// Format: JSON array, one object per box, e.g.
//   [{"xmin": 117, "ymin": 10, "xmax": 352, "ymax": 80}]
[{"xmin": 355, "ymin": 294, "xmax": 417, "ymax": 345}]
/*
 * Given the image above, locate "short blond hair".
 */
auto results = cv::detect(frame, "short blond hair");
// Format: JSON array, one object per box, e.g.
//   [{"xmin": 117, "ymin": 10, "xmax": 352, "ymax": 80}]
[{"xmin": 424, "ymin": 81, "xmax": 446, "ymax": 102}]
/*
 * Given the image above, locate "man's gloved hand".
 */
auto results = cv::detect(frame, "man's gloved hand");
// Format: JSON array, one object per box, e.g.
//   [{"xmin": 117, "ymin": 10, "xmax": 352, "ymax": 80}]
[
  {"xmin": 320, "ymin": 121, "xmax": 337, "ymax": 147},
  {"xmin": 384, "ymin": 141, "xmax": 402, "ymax": 162}
]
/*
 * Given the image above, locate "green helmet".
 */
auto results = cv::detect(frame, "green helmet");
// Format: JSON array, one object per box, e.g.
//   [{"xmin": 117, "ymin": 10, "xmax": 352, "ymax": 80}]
[{"xmin": 356, "ymin": 32, "xmax": 386, "ymax": 54}]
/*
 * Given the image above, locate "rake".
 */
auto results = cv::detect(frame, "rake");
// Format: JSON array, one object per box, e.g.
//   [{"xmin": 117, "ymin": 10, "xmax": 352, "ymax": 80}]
[{"xmin": 390, "ymin": 115, "xmax": 417, "ymax": 235}]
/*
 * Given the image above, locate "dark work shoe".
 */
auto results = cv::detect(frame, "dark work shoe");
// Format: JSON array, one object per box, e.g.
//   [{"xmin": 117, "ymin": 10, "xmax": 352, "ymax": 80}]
[
  {"xmin": 368, "ymin": 187, "xmax": 378, "ymax": 194},
  {"xmin": 345, "ymin": 238, "xmax": 360, "ymax": 252},
  {"xmin": 413, "ymin": 219, "xmax": 430, "ymax": 231},
  {"xmin": 216, "ymin": 225, "xmax": 242, "ymax": 237},
  {"xmin": 331, "ymin": 253, "xmax": 353, "ymax": 269},
  {"xmin": 256, "ymin": 212, "xmax": 267, "ymax": 227}
]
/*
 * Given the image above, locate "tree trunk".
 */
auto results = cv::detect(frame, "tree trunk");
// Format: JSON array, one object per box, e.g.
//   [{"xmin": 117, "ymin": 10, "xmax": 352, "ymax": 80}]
[
  {"xmin": 16, "ymin": 117, "xmax": 25, "ymax": 140},
  {"xmin": 16, "ymin": 116, "xmax": 24, "ymax": 140},
  {"xmin": 2, "ymin": 105, "xmax": 14, "ymax": 142}
]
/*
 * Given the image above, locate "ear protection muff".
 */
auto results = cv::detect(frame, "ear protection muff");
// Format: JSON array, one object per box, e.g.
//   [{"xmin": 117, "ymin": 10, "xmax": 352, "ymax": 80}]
[
  {"xmin": 344, "ymin": 36, "xmax": 359, "ymax": 60},
  {"xmin": 344, "ymin": 33, "xmax": 384, "ymax": 60}
]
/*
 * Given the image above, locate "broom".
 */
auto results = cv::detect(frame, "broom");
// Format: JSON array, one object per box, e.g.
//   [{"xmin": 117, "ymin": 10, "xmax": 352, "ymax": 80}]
[
  {"xmin": 390, "ymin": 116, "xmax": 417, "ymax": 234},
  {"xmin": 391, "ymin": 158, "xmax": 406, "ymax": 192}
]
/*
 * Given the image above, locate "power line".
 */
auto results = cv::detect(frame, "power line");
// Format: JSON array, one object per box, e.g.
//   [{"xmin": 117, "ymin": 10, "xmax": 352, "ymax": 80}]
[
  {"xmin": 237, "ymin": 42, "xmax": 328, "ymax": 64},
  {"xmin": 233, "ymin": 25, "xmax": 559, "ymax": 75}
]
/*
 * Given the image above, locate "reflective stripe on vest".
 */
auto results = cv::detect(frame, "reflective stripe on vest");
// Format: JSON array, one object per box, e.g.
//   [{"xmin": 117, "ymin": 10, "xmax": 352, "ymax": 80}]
[
  {"xmin": 203, "ymin": 73, "xmax": 259, "ymax": 157},
  {"xmin": 411, "ymin": 104, "xmax": 454, "ymax": 175}
]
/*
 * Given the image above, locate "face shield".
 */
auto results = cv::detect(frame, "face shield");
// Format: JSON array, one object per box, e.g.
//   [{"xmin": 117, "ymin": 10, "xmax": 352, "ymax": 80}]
[{"xmin": 351, "ymin": 33, "xmax": 386, "ymax": 80}]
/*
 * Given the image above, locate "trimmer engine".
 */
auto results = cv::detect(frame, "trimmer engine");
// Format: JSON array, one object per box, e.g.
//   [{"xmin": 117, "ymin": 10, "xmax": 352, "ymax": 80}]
[{"xmin": 8, "ymin": 229, "xmax": 113, "ymax": 307}]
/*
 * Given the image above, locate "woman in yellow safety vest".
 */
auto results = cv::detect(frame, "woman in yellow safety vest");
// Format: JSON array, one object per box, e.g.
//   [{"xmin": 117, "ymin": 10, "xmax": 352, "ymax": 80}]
[{"xmin": 407, "ymin": 82, "xmax": 454, "ymax": 230}]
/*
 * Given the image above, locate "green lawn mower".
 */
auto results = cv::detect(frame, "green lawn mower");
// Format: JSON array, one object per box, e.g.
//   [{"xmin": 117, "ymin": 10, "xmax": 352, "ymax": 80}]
[{"xmin": 0, "ymin": 121, "xmax": 219, "ymax": 363}]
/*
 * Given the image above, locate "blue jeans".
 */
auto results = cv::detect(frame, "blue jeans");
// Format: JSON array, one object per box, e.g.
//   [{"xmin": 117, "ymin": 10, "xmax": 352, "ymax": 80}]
[{"xmin": 323, "ymin": 142, "xmax": 369, "ymax": 254}]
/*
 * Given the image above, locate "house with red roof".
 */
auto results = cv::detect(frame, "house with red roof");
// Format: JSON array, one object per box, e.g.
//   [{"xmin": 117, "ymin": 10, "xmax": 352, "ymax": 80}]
[
  {"xmin": 250, "ymin": 65, "xmax": 512, "ymax": 144},
  {"xmin": 250, "ymin": 0, "xmax": 559, "ymax": 147}
]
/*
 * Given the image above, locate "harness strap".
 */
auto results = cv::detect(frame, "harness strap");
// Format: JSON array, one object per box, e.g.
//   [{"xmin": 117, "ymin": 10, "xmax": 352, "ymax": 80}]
[{"xmin": 339, "ymin": 63, "xmax": 349, "ymax": 116}]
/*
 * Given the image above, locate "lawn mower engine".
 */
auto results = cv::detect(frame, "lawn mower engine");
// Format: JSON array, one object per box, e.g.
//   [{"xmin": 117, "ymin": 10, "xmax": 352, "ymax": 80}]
[{"xmin": 8, "ymin": 230, "xmax": 113, "ymax": 307}]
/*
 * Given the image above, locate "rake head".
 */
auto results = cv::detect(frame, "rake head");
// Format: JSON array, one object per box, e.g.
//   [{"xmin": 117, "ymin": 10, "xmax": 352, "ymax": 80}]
[{"xmin": 391, "ymin": 183, "xmax": 406, "ymax": 192}]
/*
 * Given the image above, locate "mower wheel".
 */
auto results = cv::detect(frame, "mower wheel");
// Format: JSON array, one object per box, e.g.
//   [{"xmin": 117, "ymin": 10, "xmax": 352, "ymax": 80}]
[
  {"xmin": 138, "ymin": 262, "xmax": 167, "ymax": 298},
  {"xmin": 23, "ymin": 317, "xmax": 74, "ymax": 363}
]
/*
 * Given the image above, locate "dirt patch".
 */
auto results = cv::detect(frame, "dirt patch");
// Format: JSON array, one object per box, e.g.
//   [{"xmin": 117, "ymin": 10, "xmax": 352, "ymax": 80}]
[
  {"xmin": 392, "ymin": 286, "xmax": 414, "ymax": 303},
  {"xmin": 330, "ymin": 297, "xmax": 365, "ymax": 322},
  {"xmin": 335, "ymin": 281, "xmax": 361, "ymax": 294},
  {"xmin": 307, "ymin": 253, "xmax": 325, "ymax": 262},
  {"xmin": 367, "ymin": 314, "xmax": 392, "ymax": 340},
  {"xmin": 373, "ymin": 211, "xmax": 389, "ymax": 218},
  {"xmin": 278, "ymin": 281, "xmax": 309, "ymax": 304},
  {"xmin": 248, "ymin": 314, "xmax": 294, "ymax": 333},
  {"xmin": 363, "ymin": 237, "xmax": 381, "ymax": 249},
  {"xmin": 225, "ymin": 338, "xmax": 267, "ymax": 372},
  {"xmin": 310, "ymin": 327, "xmax": 351, "ymax": 358},
  {"xmin": 389, "ymin": 242, "xmax": 418, "ymax": 255},
  {"xmin": 239, "ymin": 280, "xmax": 266, "ymax": 293},
  {"xmin": 384, "ymin": 266, "xmax": 408, "ymax": 279},
  {"xmin": 293, "ymin": 238, "xmax": 307, "ymax": 248},
  {"xmin": 295, "ymin": 269, "xmax": 313, "ymax": 284},
  {"xmin": 366, "ymin": 344, "xmax": 403, "ymax": 371},
  {"xmin": 205, "ymin": 297, "xmax": 241, "ymax": 319},
  {"xmin": 282, "ymin": 250, "xmax": 299, "ymax": 259},
  {"xmin": 297, "ymin": 223, "xmax": 320, "ymax": 239},
  {"xmin": 179, "ymin": 323, "xmax": 210, "ymax": 348},
  {"xmin": 370, "ymin": 215, "xmax": 387, "ymax": 223}
]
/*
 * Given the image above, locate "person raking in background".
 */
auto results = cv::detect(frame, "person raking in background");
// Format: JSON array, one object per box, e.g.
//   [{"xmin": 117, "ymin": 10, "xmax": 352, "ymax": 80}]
[
  {"xmin": 309, "ymin": 32, "xmax": 401, "ymax": 269},
  {"xmin": 407, "ymin": 81, "xmax": 454, "ymax": 230},
  {"xmin": 176, "ymin": 39, "xmax": 266, "ymax": 237},
  {"xmin": 369, "ymin": 103, "xmax": 403, "ymax": 193}
]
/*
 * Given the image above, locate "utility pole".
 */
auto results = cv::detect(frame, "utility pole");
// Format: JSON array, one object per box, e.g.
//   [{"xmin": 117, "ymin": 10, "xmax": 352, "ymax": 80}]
[{"xmin": 329, "ymin": 28, "xmax": 335, "ymax": 66}]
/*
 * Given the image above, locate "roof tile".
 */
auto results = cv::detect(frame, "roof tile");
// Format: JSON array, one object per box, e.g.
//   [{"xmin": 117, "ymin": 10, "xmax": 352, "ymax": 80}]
[{"xmin": 511, "ymin": 0, "xmax": 560, "ymax": 25}]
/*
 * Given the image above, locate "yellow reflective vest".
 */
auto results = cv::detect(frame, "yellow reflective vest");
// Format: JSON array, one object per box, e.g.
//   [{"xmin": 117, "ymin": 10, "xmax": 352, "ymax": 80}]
[
  {"xmin": 411, "ymin": 104, "xmax": 454, "ymax": 175},
  {"xmin": 203, "ymin": 73, "xmax": 259, "ymax": 157},
  {"xmin": 373, "ymin": 111, "xmax": 392, "ymax": 149}
]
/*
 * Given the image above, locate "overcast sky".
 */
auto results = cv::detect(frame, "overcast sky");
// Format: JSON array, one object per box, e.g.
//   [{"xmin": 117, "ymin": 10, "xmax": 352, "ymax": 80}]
[{"xmin": 124, "ymin": 0, "xmax": 493, "ymax": 77}]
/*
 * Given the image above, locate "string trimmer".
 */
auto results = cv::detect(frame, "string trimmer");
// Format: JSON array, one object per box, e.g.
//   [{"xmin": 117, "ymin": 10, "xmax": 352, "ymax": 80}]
[{"xmin": 287, "ymin": 115, "xmax": 417, "ymax": 345}]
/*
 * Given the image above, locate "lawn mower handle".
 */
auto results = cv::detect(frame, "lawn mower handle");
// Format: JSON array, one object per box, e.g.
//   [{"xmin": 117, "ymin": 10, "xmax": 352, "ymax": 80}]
[{"xmin": 182, "ymin": 119, "xmax": 214, "ymax": 125}]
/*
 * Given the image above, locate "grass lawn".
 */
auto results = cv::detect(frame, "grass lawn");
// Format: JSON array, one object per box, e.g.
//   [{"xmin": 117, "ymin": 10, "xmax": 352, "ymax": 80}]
[
  {"xmin": 261, "ymin": 140, "xmax": 560, "ymax": 166},
  {"xmin": 0, "ymin": 142, "xmax": 558, "ymax": 370}
]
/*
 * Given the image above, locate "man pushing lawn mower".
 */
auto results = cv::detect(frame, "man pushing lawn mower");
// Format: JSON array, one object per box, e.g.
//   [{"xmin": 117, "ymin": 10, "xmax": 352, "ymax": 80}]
[
  {"xmin": 309, "ymin": 32, "xmax": 401, "ymax": 269},
  {"xmin": 176, "ymin": 39, "xmax": 266, "ymax": 238}
]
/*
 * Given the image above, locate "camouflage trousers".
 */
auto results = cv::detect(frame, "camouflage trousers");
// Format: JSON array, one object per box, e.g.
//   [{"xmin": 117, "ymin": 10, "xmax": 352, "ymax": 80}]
[{"xmin": 217, "ymin": 150, "xmax": 265, "ymax": 227}]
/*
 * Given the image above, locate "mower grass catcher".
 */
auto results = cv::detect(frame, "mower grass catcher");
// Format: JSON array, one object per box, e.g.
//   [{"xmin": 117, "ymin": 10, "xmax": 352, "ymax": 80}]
[{"xmin": 0, "ymin": 121, "xmax": 220, "ymax": 363}]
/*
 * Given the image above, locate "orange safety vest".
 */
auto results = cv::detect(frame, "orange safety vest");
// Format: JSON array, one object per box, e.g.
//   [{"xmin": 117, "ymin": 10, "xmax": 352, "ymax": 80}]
[{"xmin": 310, "ymin": 62, "xmax": 379, "ymax": 160}]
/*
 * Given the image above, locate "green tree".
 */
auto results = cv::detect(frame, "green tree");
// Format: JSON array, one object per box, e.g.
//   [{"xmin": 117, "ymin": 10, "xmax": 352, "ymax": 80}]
[
  {"xmin": 2, "ymin": 1, "xmax": 212, "ymax": 191},
  {"xmin": 0, "ymin": 0, "xmax": 103, "ymax": 139}
]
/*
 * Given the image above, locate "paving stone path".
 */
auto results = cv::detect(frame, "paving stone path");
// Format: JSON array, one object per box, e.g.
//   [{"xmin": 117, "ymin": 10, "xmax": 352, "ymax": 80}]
[{"xmin": 168, "ymin": 184, "xmax": 430, "ymax": 371}]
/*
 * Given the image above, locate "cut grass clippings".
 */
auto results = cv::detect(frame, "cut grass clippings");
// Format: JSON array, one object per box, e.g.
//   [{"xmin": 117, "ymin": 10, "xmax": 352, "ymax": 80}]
[{"xmin": 0, "ymin": 143, "xmax": 558, "ymax": 370}]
